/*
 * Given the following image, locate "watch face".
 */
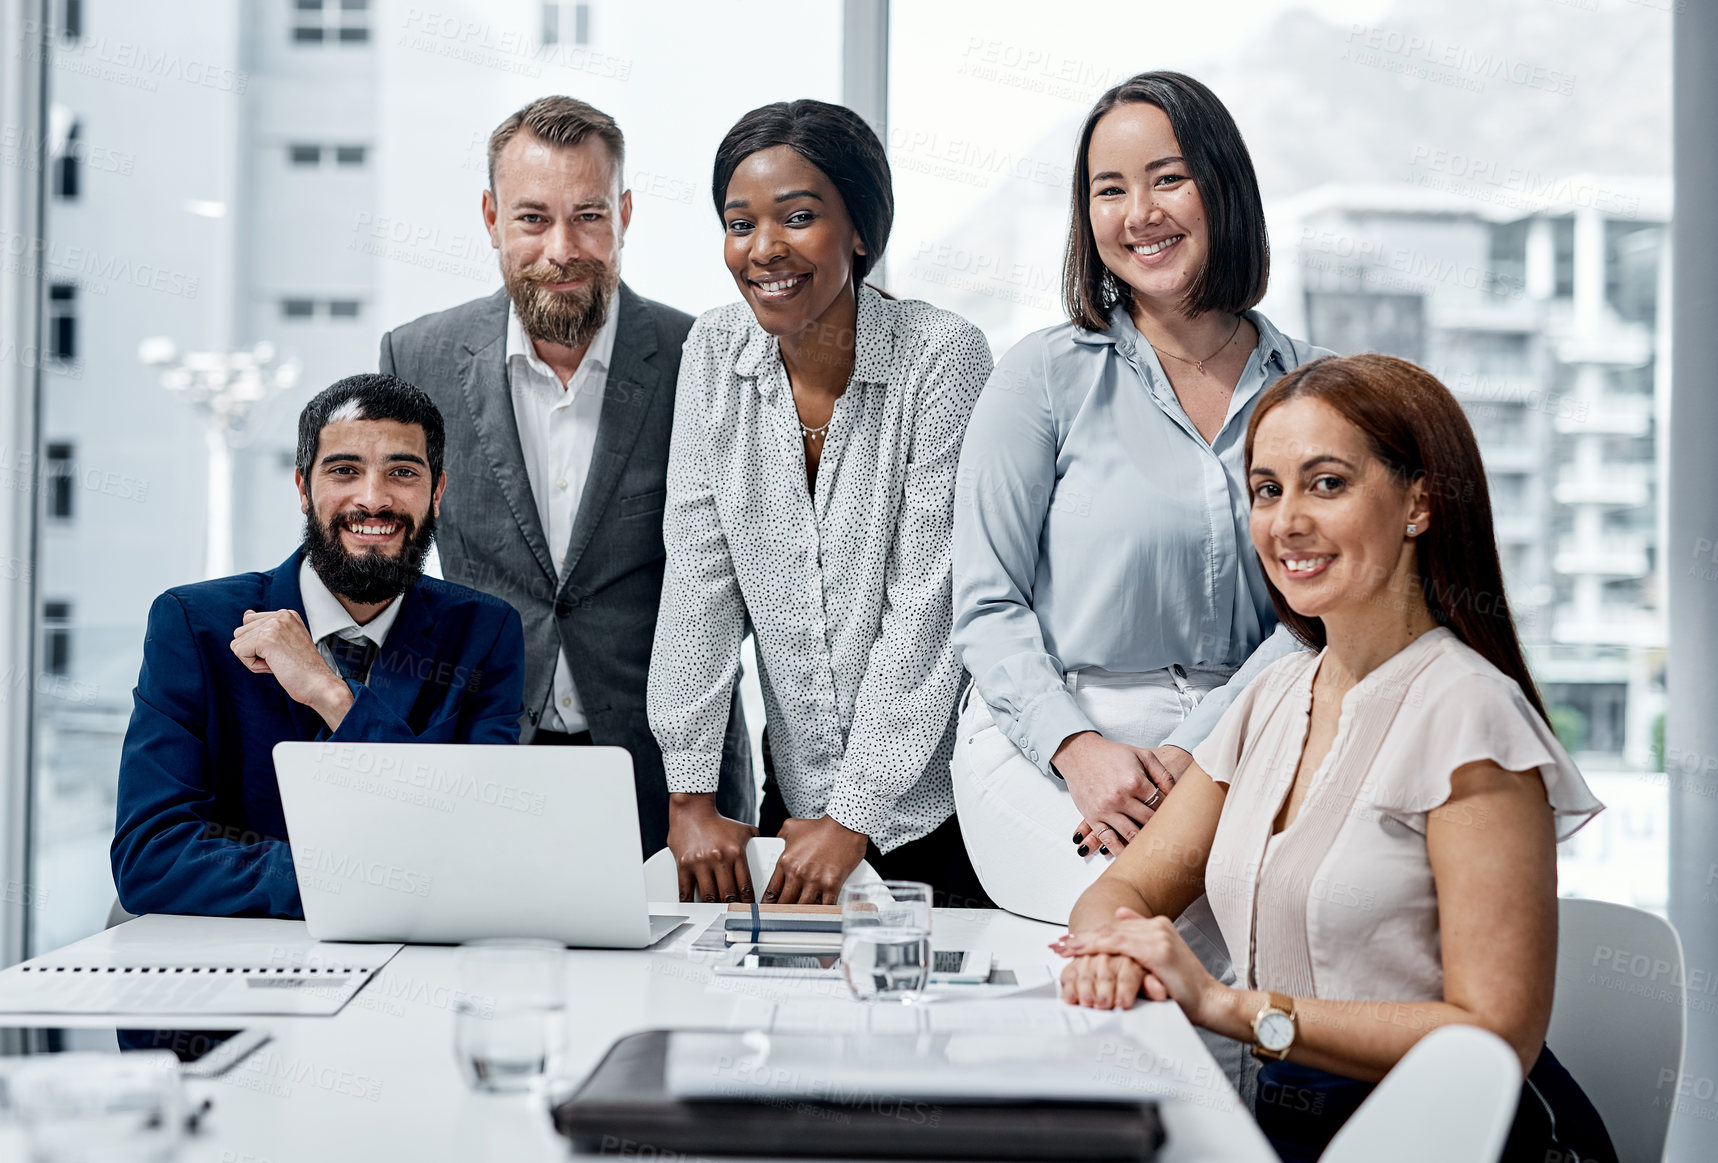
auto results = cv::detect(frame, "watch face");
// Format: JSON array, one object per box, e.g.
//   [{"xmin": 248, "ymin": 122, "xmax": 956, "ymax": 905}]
[{"xmin": 1258, "ymin": 1011, "xmax": 1294, "ymax": 1052}]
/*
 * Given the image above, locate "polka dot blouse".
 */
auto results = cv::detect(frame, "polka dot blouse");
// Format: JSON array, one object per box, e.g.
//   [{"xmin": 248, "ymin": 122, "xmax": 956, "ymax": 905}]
[{"xmin": 647, "ymin": 284, "xmax": 994, "ymax": 852}]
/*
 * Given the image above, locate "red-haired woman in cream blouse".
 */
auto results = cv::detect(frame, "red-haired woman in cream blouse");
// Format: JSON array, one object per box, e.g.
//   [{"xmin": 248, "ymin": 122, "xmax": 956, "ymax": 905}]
[{"xmin": 1053, "ymin": 354, "xmax": 1616, "ymax": 1163}]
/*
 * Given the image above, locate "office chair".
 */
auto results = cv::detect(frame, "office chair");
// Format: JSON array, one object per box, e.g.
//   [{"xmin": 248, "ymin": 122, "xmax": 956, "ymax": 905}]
[
  {"xmin": 1319, "ymin": 1024, "xmax": 1521, "ymax": 1163},
  {"xmin": 1547, "ymin": 897, "xmax": 1685, "ymax": 1163}
]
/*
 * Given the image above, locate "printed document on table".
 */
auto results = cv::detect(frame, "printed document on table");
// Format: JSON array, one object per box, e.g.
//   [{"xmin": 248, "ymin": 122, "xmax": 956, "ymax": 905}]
[
  {"xmin": 0, "ymin": 915, "xmax": 399, "ymax": 1017},
  {"xmin": 666, "ymin": 1001, "xmax": 1171, "ymax": 1103}
]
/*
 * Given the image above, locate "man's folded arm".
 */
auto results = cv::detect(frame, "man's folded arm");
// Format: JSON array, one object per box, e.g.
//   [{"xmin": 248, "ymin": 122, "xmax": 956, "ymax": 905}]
[{"xmin": 111, "ymin": 593, "xmax": 303, "ymax": 918}]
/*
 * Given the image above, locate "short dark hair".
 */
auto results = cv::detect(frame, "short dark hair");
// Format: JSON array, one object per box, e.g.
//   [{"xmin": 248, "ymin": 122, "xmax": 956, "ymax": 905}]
[
  {"xmin": 488, "ymin": 95, "xmax": 625, "ymax": 191},
  {"xmin": 711, "ymin": 100, "xmax": 892, "ymax": 288},
  {"xmin": 296, "ymin": 374, "xmax": 445, "ymax": 484},
  {"xmin": 1063, "ymin": 71, "xmax": 1269, "ymax": 331}
]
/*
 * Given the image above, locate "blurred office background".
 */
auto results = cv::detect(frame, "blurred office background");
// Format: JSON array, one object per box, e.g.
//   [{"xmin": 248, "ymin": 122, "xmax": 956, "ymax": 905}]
[{"xmin": 0, "ymin": 0, "xmax": 1683, "ymax": 1002}]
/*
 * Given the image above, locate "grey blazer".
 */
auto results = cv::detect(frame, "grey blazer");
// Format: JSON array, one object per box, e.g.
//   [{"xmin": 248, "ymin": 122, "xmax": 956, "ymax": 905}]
[{"xmin": 379, "ymin": 283, "xmax": 754, "ymax": 853}]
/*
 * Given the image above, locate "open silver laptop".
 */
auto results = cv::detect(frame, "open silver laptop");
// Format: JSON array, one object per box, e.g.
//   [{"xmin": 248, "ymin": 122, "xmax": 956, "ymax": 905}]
[{"xmin": 272, "ymin": 742, "xmax": 685, "ymax": 948}]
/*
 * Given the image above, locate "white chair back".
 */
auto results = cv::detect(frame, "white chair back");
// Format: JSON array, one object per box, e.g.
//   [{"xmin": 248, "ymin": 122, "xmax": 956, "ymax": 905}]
[
  {"xmin": 1319, "ymin": 1025, "xmax": 1521, "ymax": 1163},
  {"xmin": 1547, "ymin": 897, "xmax": 1685, "ymax": 1163},
  {"xmin": 642, "ymin": 837, "xmax": 881, "ymax": 903}
]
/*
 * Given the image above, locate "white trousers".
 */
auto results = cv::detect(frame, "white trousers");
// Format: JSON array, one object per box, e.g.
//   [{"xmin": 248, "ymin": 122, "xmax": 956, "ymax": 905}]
[{"xmin": 950, "ymin": 664, "xmax": 1257, "ymax": 1101}]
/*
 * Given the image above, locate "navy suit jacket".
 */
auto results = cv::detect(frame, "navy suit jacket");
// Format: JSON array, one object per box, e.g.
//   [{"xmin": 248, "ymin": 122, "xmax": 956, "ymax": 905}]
[{"xmin": 111, "ymin": 549, "xmax": 525, "ymax": 918}]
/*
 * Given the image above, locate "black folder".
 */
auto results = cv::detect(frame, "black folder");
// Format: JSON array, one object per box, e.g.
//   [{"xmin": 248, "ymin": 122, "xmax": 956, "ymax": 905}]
[{"xmin": 551, "ymin": 1029, "xmax": 1165, "ymax": 1161}]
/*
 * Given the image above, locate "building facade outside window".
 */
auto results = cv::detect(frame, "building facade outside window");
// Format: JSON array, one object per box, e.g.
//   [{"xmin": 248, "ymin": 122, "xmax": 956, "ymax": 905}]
[
  {"xmin": 44, "ymin": 444, "xmax": 75, "ymax": 523},
  {"xmin": 46, "ymin": 284, "xmax": 76, "ymax": 363},
  {"xmin": 40, "ymin": 603, "xmax": 72, "ymax": 679},
  {"xmin": 542, "ymin": 1, "xmax": 590, "ymax": 46},
  {"xmin": 52, "ymin": 121, "xmax": 79, "ymax": 200},
  {"xmin": 291, "ymin": 0, "xmax": 369, "ymax": 45}
]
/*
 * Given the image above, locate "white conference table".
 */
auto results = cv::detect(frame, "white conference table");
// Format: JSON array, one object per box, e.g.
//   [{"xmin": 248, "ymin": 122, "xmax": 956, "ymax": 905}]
[{"xmin": 2, "ymin": 905, "xmax": 1276, "ymax": 1162}]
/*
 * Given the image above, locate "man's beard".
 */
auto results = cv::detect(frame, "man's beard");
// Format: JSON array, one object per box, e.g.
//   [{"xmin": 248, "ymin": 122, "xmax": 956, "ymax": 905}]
[
  {"xmin": 502, "ymin": 254, "xmax": 619, "ymax": 350},
  {"xmin": 303, "ymin": 504, "xmax": 437, "ymax": 606}
]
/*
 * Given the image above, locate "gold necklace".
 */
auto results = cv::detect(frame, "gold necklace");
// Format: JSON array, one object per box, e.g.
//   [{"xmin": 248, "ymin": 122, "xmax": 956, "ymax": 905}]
[{"xmin": 1147, "ymin": 315, "xmax": 1243, "ymax": 375}]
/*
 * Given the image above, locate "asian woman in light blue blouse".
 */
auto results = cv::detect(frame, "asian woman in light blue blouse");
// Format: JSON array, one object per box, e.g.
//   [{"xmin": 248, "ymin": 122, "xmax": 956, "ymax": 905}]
[{"xmin": 950, "ymin": 71, "xmax": 1326, "ymax": 1088}]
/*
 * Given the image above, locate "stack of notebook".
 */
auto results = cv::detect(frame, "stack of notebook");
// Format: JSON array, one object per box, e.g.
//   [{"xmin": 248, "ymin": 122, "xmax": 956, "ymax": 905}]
[
  {"xmin": 722, "ymin": 902, "xmax": 844, "ymax": 948},
  {"xmin": 553, "ymin": 1028, "xmax": 1166, "ymax": 1160}
]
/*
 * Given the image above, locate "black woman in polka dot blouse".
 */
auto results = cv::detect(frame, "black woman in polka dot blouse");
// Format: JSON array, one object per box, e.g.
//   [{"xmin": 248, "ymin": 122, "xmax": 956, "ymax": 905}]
[{"xmin": 646, "ymin": 100, "xmax": 994, "ymax": 909}]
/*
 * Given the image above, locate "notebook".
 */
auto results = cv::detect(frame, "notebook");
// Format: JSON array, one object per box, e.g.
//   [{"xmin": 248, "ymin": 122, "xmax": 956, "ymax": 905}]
[
  {"xmin": 0, "ymin": 915, "xmax": 399, "ymax": 1017},
  {"xmin": 555, "ymin": 1029, "xmax": 1164, "ymax": 1160}
]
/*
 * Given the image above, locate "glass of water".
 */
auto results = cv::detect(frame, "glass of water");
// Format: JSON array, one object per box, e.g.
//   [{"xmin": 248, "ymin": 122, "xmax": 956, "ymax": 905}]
[
  {"xmin": 840, "ymin": 880, "xmax": 933, "ymax": 1003},
  {"xmin": 453, "ymin": 937, "xmax": 565, "ymax": 1093},
  {"xmin": 11, "ymin": 1050, "xmax": 185, "ymax": 1163}
]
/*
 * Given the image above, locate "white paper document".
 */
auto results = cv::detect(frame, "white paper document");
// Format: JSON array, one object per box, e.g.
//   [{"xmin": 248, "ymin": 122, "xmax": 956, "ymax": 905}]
[
  {"xmin": 0, "ymin": 915, "xmax": 400, "ymax": 1017},
  {"xmin": 666, "ymin": 1005, "xmax": 1172, "ymax": 1104},
  {"xmin": 672, "ymin": 999, "xmax": 1162, "ymax": 1103}
]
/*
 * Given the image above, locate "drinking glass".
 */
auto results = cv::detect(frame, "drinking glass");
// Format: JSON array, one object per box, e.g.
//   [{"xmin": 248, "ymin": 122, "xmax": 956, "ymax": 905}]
[
  {"xmin": 453, "ymin": 937, "xmax": 565, "ymax": 1093},
  {"xmin": 11, "ymin": 1050, "xmax": 185, "ymax": 1163},
  {"xmin": 840, "ymin": 880, "xmax": 933, "ymax": 1002}
]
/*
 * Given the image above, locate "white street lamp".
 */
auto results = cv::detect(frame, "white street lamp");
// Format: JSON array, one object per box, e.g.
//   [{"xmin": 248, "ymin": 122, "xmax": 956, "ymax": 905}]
[{"xmin": 139, "ymin": 339, "xmax": 300, "ymax": 580}]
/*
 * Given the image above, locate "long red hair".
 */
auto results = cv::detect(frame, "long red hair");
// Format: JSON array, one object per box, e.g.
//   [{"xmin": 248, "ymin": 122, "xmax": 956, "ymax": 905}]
[{"xmin": 1244, "ymin": 354, "xmax": 1549, "ymax": 724}]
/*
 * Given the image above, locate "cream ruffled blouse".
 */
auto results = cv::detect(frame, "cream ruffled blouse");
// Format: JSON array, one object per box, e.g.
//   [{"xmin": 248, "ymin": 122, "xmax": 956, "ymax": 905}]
[{"xmin": 1193, "ymin": 627, "xmax": 1603, "ymax": 1002}]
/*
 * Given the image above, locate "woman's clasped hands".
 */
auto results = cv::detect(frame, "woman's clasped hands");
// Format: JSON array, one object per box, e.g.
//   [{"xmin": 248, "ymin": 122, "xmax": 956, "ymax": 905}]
[{"xmin": 1053, "ymin": 906, "xmax": 1225, "ymax": 1021}]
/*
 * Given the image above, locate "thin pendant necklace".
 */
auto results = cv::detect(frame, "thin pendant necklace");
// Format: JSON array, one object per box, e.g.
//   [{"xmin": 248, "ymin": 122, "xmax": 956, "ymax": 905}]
[
  {"xmin": 1147, "ymin": 314, "xmax": 1244, "ymax": 375},
  {"xmin": 800, "ymin": 417, "xmax": 831, "ymax": 443}
]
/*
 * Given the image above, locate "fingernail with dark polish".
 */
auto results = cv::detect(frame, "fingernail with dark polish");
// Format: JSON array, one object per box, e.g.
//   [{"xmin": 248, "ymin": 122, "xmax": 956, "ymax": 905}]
[
  {"xmin": 1071, "ymin": 830, "xmax": 1083, "ymax": 843},
  {"xmin": 1099, "ymin": 846, "xmax": 1110, "ymax": 856},
  {"xmin": 1077, "ymin": 845, "xmax": 1089, "ymax": 857}
]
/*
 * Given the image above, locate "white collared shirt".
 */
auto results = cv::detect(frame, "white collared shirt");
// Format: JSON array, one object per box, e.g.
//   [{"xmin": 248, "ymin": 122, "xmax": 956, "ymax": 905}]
[
  {"xmin": 299, "ymin": 557, "xmax": 403, "ymax": 683},
  {"xmin": 647, "ymin": 286, "xmax": 993, "ymax": 851},
  {"xmin": 506, "ymin": 296, "xmax": 619, "ymax": 733}
]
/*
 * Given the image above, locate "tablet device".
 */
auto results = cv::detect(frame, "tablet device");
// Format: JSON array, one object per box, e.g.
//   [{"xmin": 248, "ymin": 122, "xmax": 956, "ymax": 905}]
[
  {"xmin": 713, "ymin": 945, "xmax": 992, "ymax": 983},
  {"xmin": 0, "ymin": 1027, "xmax": 270, "ymax": 1078}
]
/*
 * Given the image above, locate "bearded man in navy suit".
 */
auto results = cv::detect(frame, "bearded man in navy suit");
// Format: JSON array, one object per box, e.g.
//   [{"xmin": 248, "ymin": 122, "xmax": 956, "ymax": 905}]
[{"xmin": 112, "ymin": 374, "xmax": 525, "ymax": 918}]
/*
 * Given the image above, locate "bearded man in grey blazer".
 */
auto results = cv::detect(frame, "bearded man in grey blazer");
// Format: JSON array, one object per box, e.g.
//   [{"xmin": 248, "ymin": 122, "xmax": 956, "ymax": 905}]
[{"xmin": 379, "ymin": 96, "xmax": 753, "ymax": 854}]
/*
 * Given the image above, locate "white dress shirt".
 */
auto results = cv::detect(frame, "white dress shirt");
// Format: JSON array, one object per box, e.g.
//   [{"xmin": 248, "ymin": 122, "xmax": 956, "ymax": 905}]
[
  {"xmin": 506, "ymin": 297, "xmax": 619, "ymax": 733},
  {"xmin": 647, "ymin": 286, "xmax": 993, "ymax": 851},
  {"xmin": 298, "ymin": 557, "xmax": 403, "ymax": 682}
]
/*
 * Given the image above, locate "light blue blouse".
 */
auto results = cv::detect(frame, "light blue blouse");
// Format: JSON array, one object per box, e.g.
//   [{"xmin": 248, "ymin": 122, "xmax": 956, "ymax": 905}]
[{"xmin": 951, "ymin": 307, "xmax": 1328, "ymax": 775}]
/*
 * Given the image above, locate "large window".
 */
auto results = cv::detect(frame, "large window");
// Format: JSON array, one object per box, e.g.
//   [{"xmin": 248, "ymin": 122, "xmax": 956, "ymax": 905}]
[
  {"xmin": 21, "ymin": 0, "xmax": 842, "ymax": 956},
  {"xmin": 889, "ymin": 0, "xmax": 1672, "ymax": 912},
  {"xmin": 9, "ymin": 0, "xmax": 1672, "ymax": 958}
]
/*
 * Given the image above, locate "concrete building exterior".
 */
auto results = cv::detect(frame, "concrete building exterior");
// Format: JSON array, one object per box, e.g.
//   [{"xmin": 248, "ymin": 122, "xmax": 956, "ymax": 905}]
[{"xmin": 1271, "ymin": 178, "xmax": 1672, "ymax": 908}]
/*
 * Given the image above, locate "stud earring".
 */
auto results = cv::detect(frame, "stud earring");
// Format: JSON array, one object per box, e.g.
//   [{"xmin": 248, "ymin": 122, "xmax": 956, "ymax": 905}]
[{"xmin": 1406, "ymin": 523, "xmax": 1418, "ymax": 536}]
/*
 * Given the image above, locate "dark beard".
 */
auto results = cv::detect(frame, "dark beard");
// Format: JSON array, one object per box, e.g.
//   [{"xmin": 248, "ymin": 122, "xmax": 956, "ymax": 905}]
[
  {"xmin": 303, "ymin": 505, "xmax": 436, "ymax": 606},
  {"xmin": 502, "ymin": 255, "xmax": 618, "ymax": 350}
]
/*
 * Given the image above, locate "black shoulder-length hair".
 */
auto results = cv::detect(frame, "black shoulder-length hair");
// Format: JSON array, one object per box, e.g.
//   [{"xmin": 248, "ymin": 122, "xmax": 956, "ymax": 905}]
[
  {"xmin": 1063, "ymin": 71, "xmax": 1269, "ymax": 331},
  {"xmin": 711, "ymin": 99, "xmax": 893, "ymax": 288}
]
